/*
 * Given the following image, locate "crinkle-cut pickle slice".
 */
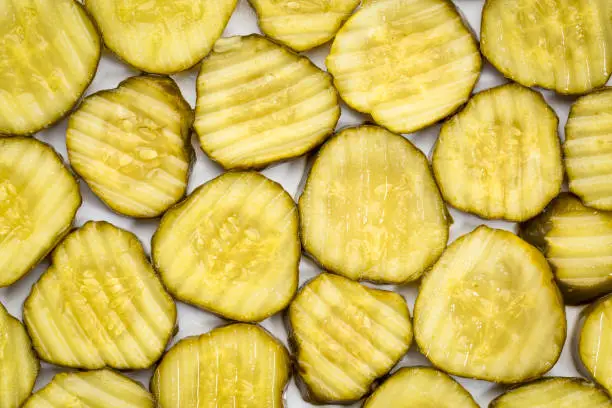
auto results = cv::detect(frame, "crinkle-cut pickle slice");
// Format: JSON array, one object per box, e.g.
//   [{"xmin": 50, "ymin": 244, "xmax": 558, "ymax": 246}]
[
  {"xmin": 326, "ymin": 0, "xmax": 481, "ymax": 134},
  {"xmin": 23, "ymin": 370, "xmax": 153, "ymax": 408},
  {"xmin": 153, "ymin": 171, "xmax": 299, "ymax": 322},
  {"xmin": 0, "ymin": 138, "xmax": 81, "ymax": 287},
  {"xmin": 152, "ymin": 323, "xmax": 290, "ymax": 408},
  {"xmin": 84, "ymin": 0, "xmax": 237, "ymax": 74},
  {"xmin": 299, "ymin": 125, "xmax": 449, "ymax": 284},
  {"xmin": 414, "ymin": 226, "xmax": 566, "ymax": 383},
  {"xmin": 24, "ymin": 221, "xmax": 177, "ymax": 370},
  {"xmin": 288, "ymin": 273, "xmax": 413, "ymax": 404},
  {"xmin": 248, "ymin": 0, "xmax": 360, "ymax": 51},
  {"xmin": 0, "ymin": 303, "xmax": 39, "ymax": 408},
  {"xmin": 195, "ymin": 35, "xmax": 340, "ymax": 170},
  {"xmin": 67, "ymin": 75, "xmax": 193, "ymax": 218},
  {"xmin": 432, "ymin": 83, "xmax": 563, "ymax": 222},
  {"xmin": 579, "ymin": 295, "xmax": 612, "ymax": 395},
  {"xmin": 481, "ymin": 0, "xmax": 612, "ymax": 95},
  {"xmin": 520, "ymin": 193, "xmax": 612, "ymax": 305},
  {"xmin": 0, "ymin": 0, "xmax": 100, "ymax": 136}
]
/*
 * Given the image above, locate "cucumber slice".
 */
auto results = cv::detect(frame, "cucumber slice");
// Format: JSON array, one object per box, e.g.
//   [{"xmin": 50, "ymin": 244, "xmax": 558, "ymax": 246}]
[
  {"xmin": 248, "ymin": 0, "xmax": 360, "ymax": 51},
  {"xmin": 520, "ymin": 193, "xmax": 612, "ymax": 304},
  {"xmin": 326, "ymin": 0, "xmax": 481, "ymax": 134},
  {"xmin": 152, "ymin": 171, "xmax": 299, "ymax": 322},
  {"xmin": 23, "ymin": 370, "xmax": 153, "ymax": 408},
  {"xmin": 287, "ymin": 273, "xmax": 413, "ymax": 404},
  {"xmin": 194, "ymin": 35, "xmax": 340, "ymax": 170},
  {"xmin": 84, "ymin": 0, "xmax": 237, "ymax": 74},
  {"xmin": 481, "ymin": 0, "xmax": 612, "ymax": 95},
  {"xmin": 299, "ymin": 125, "xmax": 449, "ymax": 284},
  {"xmin": 24, "ymin": 221, "xmax": 177, "ymax": 370},
  {"xmin": 414, "ymin": 226, "xmax": 566, "ymax": 383},
  {"xmin": 432, "ymin": 83, "xmax": 563, "ymax": 222},
  {"xmin": 578, "ymin": 295, "xmax": 612, "ymax": 395},
  {"xmin": 0, "ymin": 138, "xmax": 80, "ymax": 287},
  {"xmin": 363, "ymin": 367, "xmax": 478, "ymax": 408},
  {"xmin": 0, "ymin": 0, "xmax": 101, "ymax": 136},
  {"xmin": 67, "ymin": 75, "xmax": 193, "ymax": 218},
  {"xmin": 152, "ymin": 323, "xmax": 290, "ymax": 408}
]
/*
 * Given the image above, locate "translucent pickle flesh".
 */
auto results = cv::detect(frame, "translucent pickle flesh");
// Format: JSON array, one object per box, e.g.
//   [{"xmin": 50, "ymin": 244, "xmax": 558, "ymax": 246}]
[{"xmin": 579, "ymin": 295, "xmax": 612, "ymax": 396}]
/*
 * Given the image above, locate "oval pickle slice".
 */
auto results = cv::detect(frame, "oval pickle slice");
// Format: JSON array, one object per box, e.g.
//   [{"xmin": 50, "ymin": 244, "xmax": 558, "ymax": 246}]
[
  {"xmin": 67, "ymin": 75, "xmax": 193, "ymax": 218},
  {"xmin": 326, "ymin": 0, "xmax": 481, "ymax": 133},
  {"xmin": 0, "ymin": 138, "xmax": 80, "ymax": 287},
  {"xmin": 0, "ymin": 0, "xmax": 101, "ymax": 136},
  {"xmin": 299, "ymin": 125, "xmax": 449, "ymax": 284},
  {"xmin": 24, "ymin": 221, "xmax": 177, "ymax": 370},
  {"xmin": 432, "ymin": 83, "xmax": 563, "ymax": 222},
  {"xmin": 152, "ymin": 324, "xmax": 291, "ymax": 408},
  {"xmin": 414, "ymin": 226, "xmax": 566, "ymax": 383},
  {"xmin": 195, "ymin": 35, "xmax": 340, "ymax": 170},
  {"xmin": 85, "ymin": 0, "xmax": 237, "ymax": 74},
  {"xmin": 481, "ymin": 0, "xmax": 612, "ymax": 95},
  {"xmin": 578, "ymin": 295, "xmax": 612, "ymax": 395},
  {"xmin": 288, "ymin": 273, "xmax": 413, "ymax": 404},
  {"xmin": 153, "ymin": 172, "xmax": 300, "ymax": 322}
]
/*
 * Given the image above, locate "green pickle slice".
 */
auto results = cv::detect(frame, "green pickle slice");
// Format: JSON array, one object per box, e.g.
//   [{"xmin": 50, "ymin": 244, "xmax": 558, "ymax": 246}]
[{"xmin": 579, "ymin": 295, "xmax": 612, "ymax": 396}]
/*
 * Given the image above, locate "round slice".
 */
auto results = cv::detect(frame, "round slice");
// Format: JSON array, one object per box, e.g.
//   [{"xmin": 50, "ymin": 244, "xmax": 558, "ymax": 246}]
[
  {"xmin": 23, "ymin": 370, "xmax": 153, "ymax": 408},
  {"xmin": 288, "ymin": 273, "xmax": 413, "ymax": 404},
  {"xmin": 248, "ymin": 0, "xmax": 360, "ymax": 51},
  {"xmin": 194, "ymin": 35, "xmax": 340, "ymax": 169},
  {"xmin": 0, "ymin": 0, "xmax": 101, "ymax": 136},
  {"xmin": 579, "ymin": 295, "xmax": 612, "ymax": 395},
  {"xmin": 520, "ymin": 193, "xmax": 612, "ymax": 304},
  {"xmin": 326, "ymin": 0, "xmax": 481, "ymax": 133},
  {"xmin": 432, "ymin": 83, "xmax": 563, "ymax": 222},
  {"xmin": 0, "ymin": 138, "xmax": 81, "ymax": 287},
  {"xmin": 67, "ymin": 75, "xmax": 193, "ymax": 218},
  {"xmin": 152, "ymin": 323, "xmax": 290, "ymax": 408},
  {"xmin": 84, "ymin": 0, "xmax": 237, "ymax": 74},
  {"xmin": 363, "ymin": 367, "xmax": 478, "ymax": 408},
  {"xmin": 299, "ymin": 125, "xmax": 449, "ymax": 284},
  {"xmin": 414, "ymin": 226, "xmax": 566, "ymax": 383},
  {"xmin": 24, "ymin": 221, "xmax": 177, "ymax": 370},
  {"xmin": 153, "ymin": 171, "xmax": 299, "ymax": 322},
  {"xmin": 481, "ymin": 0, "xmax": 612, "ymax": 95}
]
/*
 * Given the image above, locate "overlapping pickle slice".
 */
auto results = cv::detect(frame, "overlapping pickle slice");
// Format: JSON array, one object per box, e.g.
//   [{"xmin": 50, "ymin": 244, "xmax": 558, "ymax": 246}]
[
  {"xmin": 153, "ymin": 172, "xmax": 299, "ymax": 322},
  {"xmin": 24, "ymin": 221, "xmax": 176, "ymax": 370},
  {"xmin": 288, "ymin": 273, "xmax": 413, "ymax": 404},
  {"xmin": 195, "ymin": 35, "xmax": 340, "ymax": 169},
  {"xmin": 481, "ymin": 0, "xmax": 612, "ymax": 95},
  {"xmin": 152, "ymin": 324, "xmax": 290, "ymax": 408},
  {"xmin": 67, "ymin": 75, "xmax": 193, "ymax": 218},
  {"xmin": 326, "ymin": 0, "xmax": 481, "ymax": 133},
  {"xmin": 23, "ymin": 370, "xmax": 153, "ymax": 408},
  {"xmin": 0, "ymin": 0, "xmax": 100, "ymax": 135},
  {"xmin": 579, "ymin": 295, "xmax": 612, "ymax": 395},
  {"xmin": 0, "ymin": 138, "xmax": 80, "ymax": 287},
  {"xmin": 414, "ymin": 226, "xmax": 566, "ymax": 383},
  {"xmin": 432, "ymin": 83, "xmax": 563, "ymax": 222},
  {"xmin": 299, "ymin": 125, "xmax": 449, "ymax": 283},
  {"xmin": 85, "ymin": 0, "xmax": 237, "ymax": 74},
  {"xmin": 249, "ymin": 0, "xmax": 360, "ymax": 51}
]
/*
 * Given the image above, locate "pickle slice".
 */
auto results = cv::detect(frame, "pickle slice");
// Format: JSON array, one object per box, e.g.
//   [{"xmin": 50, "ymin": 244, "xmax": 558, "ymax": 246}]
[
  {"xmin": 152, "ymin": 323, "xmax": 290, "ymax": 408},
  {"xmin": 326, "ymin": 0, "xmax": 481, "ymax": 134},
  {"xmin": 194, "ymin": 35, "xmax": 340, "ymax": 170},
  {"xmin": 0, "ymin": 0, "xmax": 101, "ymax": 136},
  {"xmin": 579, "ymin": 295, "xmax": 612, "ymax": 395},
  {"xmin": 24, "ymin": 221, "xmax": 177, "ymax": 370},
  {"xmin": 432, "ymin": 83, "xmax": 563, "ymax": 222},
  {"xmin": 153, "ymin": 171, "xmax": 299, "ymax": 322},
  {"xmin": 67, "ymin": 75, "xmax": 193, "ymax": 218},
  {"xmin": 84, "ymin": 0, "xmax": 237, "ymax": 74},
  {"xmin": 0, "ymin": 138, "xmax": 81, "ymax": 287},
  {"xmin": 287, "ymin": 273, "xmax": 413, "ymax": 404},
  {"xmin": 481, "ymin": 0, "xmax": 612, "ymax": 95},
  {"xmin": 299, "ymin": 125, "xmax": 449, "ymax": 284},
  {"xmin": 23, "ymin": 370, "xmax": 153, "ymax": 408},
  {"xmin": 414, "ymin": 226, "xmax": 566, "ymax": 383}
]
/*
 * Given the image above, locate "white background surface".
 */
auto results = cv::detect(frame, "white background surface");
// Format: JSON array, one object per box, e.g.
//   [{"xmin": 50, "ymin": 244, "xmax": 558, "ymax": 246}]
[{"xmin": 0, "ymin": 0, "xmax": 605, "ymax": 406}]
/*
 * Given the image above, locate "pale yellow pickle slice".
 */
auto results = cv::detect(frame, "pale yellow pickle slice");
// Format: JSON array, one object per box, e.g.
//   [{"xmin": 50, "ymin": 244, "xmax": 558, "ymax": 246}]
[{"xmin": 579, "ymin": 295, "xmax": 612, "ymax": 396}]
